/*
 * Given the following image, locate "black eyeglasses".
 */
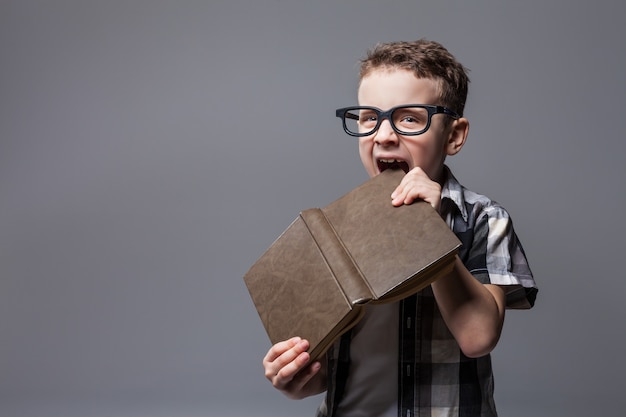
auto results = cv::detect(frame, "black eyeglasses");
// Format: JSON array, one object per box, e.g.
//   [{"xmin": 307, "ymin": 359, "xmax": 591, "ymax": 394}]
[{"xmin": 335, "ymin": 104, "xmax": 460, "ymax": 137}]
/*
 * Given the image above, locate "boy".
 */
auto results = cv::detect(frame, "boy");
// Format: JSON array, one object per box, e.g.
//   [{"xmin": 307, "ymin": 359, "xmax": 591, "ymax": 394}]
[{"xmin": 262, "ymin": 39, "xmax": 537, "ymax": 417}]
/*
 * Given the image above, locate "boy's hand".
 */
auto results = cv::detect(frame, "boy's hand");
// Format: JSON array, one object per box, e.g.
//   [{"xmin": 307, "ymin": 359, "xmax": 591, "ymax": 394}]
[
  {"xmin": 391, "ymin": 167, "xmax": 442, "ymax": 210},
  {"xmin": 263, "ymin": 337, "xmax": 325, "ymax": 399}
]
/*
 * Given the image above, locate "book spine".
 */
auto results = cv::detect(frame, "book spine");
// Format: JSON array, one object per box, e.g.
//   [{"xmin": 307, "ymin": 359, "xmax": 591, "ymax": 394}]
[{"xmin": 300, "ymin": 208, "xmax": 374, "ymax": 305}]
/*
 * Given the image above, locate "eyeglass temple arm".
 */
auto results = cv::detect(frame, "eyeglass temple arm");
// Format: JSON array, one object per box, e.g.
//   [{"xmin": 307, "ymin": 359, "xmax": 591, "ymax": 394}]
[
  {"xmin": 336, "ymin": 108, "xmax": 360, "ymax": 121},
  {"xmin": 441, "ymin": 107, "xmax": 461, "ymax": 118}
]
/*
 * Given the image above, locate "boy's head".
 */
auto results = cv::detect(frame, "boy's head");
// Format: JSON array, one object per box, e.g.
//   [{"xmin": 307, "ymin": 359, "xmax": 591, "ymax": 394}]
[
  {"xmin": 359, "ymin": 39, "xmax": 469, "ymax": 117},
  {"xmin": 340, "ymin": 39, "xmax": 470, "ymax": 181}
]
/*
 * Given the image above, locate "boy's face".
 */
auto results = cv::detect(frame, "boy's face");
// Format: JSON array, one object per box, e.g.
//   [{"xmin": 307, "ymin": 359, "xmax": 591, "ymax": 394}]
[{"xmin": 357, "ymin": 69, "xmax": 460, "ymax": 182}]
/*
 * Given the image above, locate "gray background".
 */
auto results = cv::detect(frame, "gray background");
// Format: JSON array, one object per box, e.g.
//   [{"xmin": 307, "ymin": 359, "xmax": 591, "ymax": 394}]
[{"xmin": 1, "ymin": 1, "xmax": 624, "ymax": 416}]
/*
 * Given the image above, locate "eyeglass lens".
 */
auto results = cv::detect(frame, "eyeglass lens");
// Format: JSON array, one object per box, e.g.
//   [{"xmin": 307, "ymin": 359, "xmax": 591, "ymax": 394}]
[{"xmin": 343, "ymin": 106, "xmax": 431, "ymax": 135}]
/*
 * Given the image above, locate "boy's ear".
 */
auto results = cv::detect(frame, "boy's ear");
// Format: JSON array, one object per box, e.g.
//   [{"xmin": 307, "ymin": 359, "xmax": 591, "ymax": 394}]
[{"xmin": 446, "ymin": 117, "xmax": 469, "ymax": 156}]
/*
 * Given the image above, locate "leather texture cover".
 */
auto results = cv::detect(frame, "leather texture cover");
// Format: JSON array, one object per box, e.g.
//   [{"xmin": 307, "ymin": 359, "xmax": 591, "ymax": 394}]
[{"xmin": 243, "ymin": 169, "xmax": 461, "ymax": 360}]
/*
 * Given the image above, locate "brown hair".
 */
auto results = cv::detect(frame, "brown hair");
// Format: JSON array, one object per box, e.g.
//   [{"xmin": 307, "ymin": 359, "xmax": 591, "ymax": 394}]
[{"xmin": 359, "ymin": 39, "xmax": 470, "ymax": 116}]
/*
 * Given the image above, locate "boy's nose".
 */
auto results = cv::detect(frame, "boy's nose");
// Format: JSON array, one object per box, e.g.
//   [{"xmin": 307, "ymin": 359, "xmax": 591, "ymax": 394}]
[{"xmin": 374, "ymin": 119, "xmax": 399, "ymax": 146}]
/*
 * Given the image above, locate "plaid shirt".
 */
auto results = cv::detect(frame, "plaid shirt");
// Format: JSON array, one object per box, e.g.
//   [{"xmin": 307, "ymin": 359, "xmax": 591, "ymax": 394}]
[{"xmin": 317, "ymin": 167, "xmax": 537, "ymax": 417}]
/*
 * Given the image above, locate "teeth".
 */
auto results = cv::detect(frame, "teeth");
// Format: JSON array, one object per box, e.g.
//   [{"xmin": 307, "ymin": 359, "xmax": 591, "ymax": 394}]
[{"xmin": 378, "ymin": 158, "xmax": 409, "ymax": 173}]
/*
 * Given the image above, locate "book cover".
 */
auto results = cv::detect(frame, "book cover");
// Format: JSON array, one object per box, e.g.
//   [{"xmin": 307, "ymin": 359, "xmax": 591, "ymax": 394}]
[{"xmin": 243, "ymin": 169, "xmax": 461, "ymax": 360}]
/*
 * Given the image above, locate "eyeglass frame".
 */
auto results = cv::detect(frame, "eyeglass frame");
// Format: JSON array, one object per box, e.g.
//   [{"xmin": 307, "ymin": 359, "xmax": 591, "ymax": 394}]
[{"xmin": 335, "ymin": 104, "xmax": 461, "ymax": 137}]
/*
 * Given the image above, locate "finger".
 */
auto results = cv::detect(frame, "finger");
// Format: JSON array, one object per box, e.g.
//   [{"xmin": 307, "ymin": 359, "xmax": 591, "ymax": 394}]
[
  {"xmin": 264, "ymin": 339, "xmax": 311, "ymax": 385},
  {"xmin": 404, "ymin": 185, "xmax": 441, "ymax": 208},
  {"xmin": 263, "ymin": 337, "xmax": 301, "ymax": 364},
  {"xmin": 274, "ymin": 348, "xmax": 311, "ymax": 385},
  {"xmin": 393, "ymin": 171, "xmax": 442, "ymax": 207},
  {"xmin": 391, "ymin": 180, "xmax": 411, "ymax": 206},
  {"xmin": 288, "ymin": 360, "xmax": 322, "ymax": 392},
  {"xmin": 392, "ymin": 181, "xmax": 418, "ymax": 206},
  {"xmin": 391, "ymin": 168, "xmax": 425, "ymax": 204}
]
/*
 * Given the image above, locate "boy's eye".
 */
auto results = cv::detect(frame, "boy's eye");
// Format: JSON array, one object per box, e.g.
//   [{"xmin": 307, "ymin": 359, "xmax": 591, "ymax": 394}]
[
  {"xmin": 396, "ymin": 112, "xmax": 422, "ymax": 124},
  {"xmin": 359, "ymin": 112, "xmax": 378, "ymax": 126},
  {"xmin": 394, "ymin": 108, "xmax": 428, "ymax": 131}
]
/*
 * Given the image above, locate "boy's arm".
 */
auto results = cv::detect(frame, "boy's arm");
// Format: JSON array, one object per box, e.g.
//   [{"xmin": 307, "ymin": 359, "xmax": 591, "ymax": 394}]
[
  {"xmin": 391, "ymin": 167, "xmax": 506, "ymax": 358},
  {"xmin": 431, "ymin": 257, "xmax": 506, "ymax": 358},
  {"xmin": 263, "ymin": 337, "xmax": 327, "ymax": 399}
]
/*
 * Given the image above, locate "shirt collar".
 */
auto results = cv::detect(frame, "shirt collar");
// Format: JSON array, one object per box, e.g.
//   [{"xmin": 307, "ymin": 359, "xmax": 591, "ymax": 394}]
[{"xmin": 441, "ymin": 165, "xmax": 469, "ymax": 223}]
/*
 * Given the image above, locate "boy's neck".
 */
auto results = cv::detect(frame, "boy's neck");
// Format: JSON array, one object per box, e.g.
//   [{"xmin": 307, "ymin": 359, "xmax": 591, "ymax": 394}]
[{"xmin": 435, "ymin": 165, "xmax": 449, "ymax": 187}]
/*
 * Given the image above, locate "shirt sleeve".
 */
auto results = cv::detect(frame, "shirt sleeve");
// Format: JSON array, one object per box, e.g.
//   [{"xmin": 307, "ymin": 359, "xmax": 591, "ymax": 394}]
[{"xmin": 466, "ymin": 204, "xmax": 538, "ymax": 309}]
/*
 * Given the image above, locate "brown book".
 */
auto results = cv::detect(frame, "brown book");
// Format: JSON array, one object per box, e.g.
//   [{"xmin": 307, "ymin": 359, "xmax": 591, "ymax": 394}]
[{"xmin": 243, "ymin": 169, "xmax": 461, "ymax": 361}]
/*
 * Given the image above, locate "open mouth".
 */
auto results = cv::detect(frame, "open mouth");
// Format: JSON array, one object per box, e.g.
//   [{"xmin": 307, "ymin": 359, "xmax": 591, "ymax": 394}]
[{"xmin": 377, "ymin": 159, "xmax": 409, "ymax": 173}]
